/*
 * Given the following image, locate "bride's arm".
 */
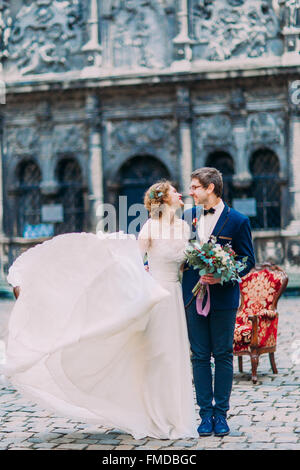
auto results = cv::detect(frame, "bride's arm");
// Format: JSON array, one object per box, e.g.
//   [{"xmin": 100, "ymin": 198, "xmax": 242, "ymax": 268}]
[
  {"xmin": 138, "ymin": 219, "xmax": 151, "ymax": 268},
  {"xmin": 180, "ymin": 219, "xmax": 191, "ymax": 273}
]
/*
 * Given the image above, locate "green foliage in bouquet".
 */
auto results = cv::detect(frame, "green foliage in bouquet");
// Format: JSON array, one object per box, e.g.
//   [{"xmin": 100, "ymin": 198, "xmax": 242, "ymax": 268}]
[{"xmin": 185, "ymin": 236, "xmax": 248, "ymax": 294}]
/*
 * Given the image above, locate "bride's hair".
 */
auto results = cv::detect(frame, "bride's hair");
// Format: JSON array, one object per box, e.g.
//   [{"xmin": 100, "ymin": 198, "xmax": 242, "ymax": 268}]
[{"xmin": 144, "ymin": 180, "xmax": 173, "ymax": 219}]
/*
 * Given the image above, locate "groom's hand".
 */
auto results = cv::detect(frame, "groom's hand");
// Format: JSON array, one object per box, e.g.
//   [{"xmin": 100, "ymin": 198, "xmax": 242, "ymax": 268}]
[{"xmin": 201, "ymin": 274, "xmax": 221, "ymax": 285}]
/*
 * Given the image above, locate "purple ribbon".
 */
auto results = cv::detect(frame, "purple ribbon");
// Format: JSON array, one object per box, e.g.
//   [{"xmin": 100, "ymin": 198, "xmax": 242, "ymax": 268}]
[{"xmin": 196, "ymin": 279, "xmax": 210, "ymax": 317}]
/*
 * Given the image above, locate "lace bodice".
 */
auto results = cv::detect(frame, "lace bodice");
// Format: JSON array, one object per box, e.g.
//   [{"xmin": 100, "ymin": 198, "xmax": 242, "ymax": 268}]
[{"xmin": 138, "ymin": 217, "xmax": 191, "ymax": 282}]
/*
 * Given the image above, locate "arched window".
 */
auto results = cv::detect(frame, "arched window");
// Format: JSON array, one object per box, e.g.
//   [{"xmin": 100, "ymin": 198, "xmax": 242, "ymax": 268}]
[
  {"xmin": 17, "ymin": 160, "xmax": 41, "ymax": 237},
  {"xmin": 117, "ymin": 155, "xmax": 170, "ymax": 233},
  {"xmin": 249, "ymin": 149, "xmax": 281, "ymax": 229},
  {"xmin": 56, "ymin": 158, "xmax": 85, "ymax": 234},
  {"xmin": 206, "ymin": 151, "xmax": 235, "ymax": 205}
]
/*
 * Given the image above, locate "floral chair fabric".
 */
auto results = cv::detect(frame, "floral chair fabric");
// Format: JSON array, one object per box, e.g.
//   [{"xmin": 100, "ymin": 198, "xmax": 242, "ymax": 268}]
[{"xmin": 234, "ymin": 266, "xmax": 287, "ymax": 354}]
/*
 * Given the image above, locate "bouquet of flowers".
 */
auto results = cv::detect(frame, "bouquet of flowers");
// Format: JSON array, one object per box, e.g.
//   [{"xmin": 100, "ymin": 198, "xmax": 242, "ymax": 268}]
[{"xmin": 185, "ymin": 236, "xmax": 248, "ymax": 315}]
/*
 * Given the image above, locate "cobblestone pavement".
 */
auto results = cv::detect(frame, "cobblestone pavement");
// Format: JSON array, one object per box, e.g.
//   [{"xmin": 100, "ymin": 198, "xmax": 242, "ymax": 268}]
[{"xmin": 0, "ymin": 296, "xmax": 300, "ymax": 450}]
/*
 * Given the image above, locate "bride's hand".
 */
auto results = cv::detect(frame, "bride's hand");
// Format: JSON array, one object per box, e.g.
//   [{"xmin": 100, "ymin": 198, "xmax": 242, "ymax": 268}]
[{"xmin": 201, "ymin": 274, "xmax": 221, "ymax": 285}]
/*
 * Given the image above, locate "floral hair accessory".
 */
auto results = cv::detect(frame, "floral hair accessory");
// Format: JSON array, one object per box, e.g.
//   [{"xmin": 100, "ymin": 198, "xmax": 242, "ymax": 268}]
[{"xmin": 149, "ymin": 189, "xmax": 163, "ymax": 199}]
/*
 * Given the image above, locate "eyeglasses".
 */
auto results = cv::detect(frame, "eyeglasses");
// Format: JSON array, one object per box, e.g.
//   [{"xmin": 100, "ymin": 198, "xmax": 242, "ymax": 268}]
[{"xmin": 189, "ymin": 185, "xmax": 202, "ymax": 191}]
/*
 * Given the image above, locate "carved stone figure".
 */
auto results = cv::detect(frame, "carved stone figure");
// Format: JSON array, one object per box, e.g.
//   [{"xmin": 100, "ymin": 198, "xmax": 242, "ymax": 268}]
[
  {"xmin": 247, "ymin": 112, "xmax": 285, "ymax": 146},
  {"xmin": 196, "ymin": 115, "xmax": 234, "ymax": 147},
  {"xmin": 52, "ymin": 125, "xmax": 87, "ymax": 154},
  {"xmin": 288, "ymin": 240, "xmax": 300, "ymax": 266},
  {"xmin": 109, "ymin": 119, "xmax": 177, "ymax": 158},
  {"xmin": 258, "ymin": 239, "xmax": 284, "ymax": 265},
  {"xmin": 0, "ymin": 0, "xmax": 11, "ymax": 61},
  {"xmin": 110, "ymin": 0, "xmax": 168, "ymax": 68},
  {"xmin": 6, "ymin": 0, "xmax": 84, "ymax": 75},
  {"xmin": 192, "ymin": 0, "xmax": 280, "ymax": 60},
  {"xmin": 6, "ymin": 127, "xmax": 39, "ymax": 156},
  {"xmin": 284, "ymin": 0, "xmax": 300, "ymax": 27}
]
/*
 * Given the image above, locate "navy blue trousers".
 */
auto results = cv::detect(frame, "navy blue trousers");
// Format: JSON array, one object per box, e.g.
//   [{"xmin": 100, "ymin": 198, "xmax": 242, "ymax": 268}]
[{"xmin": 185, "ymin": 302, "xmax": 237, "ymax": 419}]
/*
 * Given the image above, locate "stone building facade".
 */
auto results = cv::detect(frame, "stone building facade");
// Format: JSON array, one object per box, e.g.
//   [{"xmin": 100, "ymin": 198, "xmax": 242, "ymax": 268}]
[{"xmin": 0, "ymin": 0, "xmax": 300, "ymax": 289}]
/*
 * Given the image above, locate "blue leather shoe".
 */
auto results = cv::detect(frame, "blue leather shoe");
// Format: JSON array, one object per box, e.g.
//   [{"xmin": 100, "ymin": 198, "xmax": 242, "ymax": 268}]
[
  {"xmin": 214, "ymin": 416, "xmax": 230, "ymax": 436},
  {"xmin": 197, "ymin": 416, "xmax": 214, "ymax": 436}
]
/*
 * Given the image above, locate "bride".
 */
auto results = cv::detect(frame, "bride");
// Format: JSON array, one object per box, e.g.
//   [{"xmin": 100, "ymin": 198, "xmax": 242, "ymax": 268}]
[{"xmin": 3, "ymin": 180, "xmax": 198, "ymax": 440}]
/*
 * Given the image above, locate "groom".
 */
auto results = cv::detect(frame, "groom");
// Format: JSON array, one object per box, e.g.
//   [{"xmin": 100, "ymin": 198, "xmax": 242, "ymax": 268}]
[{"xmin": 182, "ymin": 167, "xmax": 255, "ymax": 437}]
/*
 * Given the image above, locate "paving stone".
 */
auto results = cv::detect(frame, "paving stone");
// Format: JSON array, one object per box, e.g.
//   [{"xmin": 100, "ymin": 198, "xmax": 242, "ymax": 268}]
[
  {"xmin": 32, "ymin": 443, "xmax": 59, "ymax": 449},
  {"xmin": 146, "ymin": 440, "xmax": 182, "ymax": 447},
  {"xmin": 273, "ymin": 435, "xmax": 299, "ymax": 443},
  {"xmin": 108, "ymin": 445, "xmax": 134, "ymax": 450},
  {"xmin": 54, "ymin": 444, "xmax": 88, "ymax": 450},
  {"xmin": 68, "ymin": 439, "xmax": 101, "ymax": 445},
  {"xmin": 275, "ymin": 443, "xmax": 300, "ymax": 450},
  {"xmin": 86, "ymin": 433, "xmax": 108, "ymax": 440},
  {"xmin": 8, "ymin": 447, "xmax": 32, "ymax": 450},
  {"xmin": 85, "ymin": 444, "xmax": 115, "ymax": 450},
  {"xmin": 98, "ymin": 439, "xmax": 121, "ymax": 445}
]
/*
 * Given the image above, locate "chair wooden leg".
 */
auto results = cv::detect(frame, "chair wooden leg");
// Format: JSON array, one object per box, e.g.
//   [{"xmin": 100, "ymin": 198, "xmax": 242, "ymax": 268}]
[
  {"xmin": 238, "ymin": 356, "xmax": 243, "ymax": 373},
  {"xmin": 269, "ymin": 352, "xmax": 278, "ymax": 374},
  {"xmin": 250, "ymin": 353, "xmax": 259, "ymax": 384}
]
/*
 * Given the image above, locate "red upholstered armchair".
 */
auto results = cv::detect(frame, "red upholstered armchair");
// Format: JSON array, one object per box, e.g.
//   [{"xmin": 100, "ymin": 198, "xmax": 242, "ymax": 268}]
[{"xmin": 233, "ymin": 263, "xmax": 288, "ymax": 384}]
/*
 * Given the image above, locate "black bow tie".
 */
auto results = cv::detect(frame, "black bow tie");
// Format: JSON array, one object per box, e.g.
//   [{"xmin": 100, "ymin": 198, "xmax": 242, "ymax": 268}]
[{"xmin": 203, "ymin": 207, "xmax": 216, "ymax": 216}]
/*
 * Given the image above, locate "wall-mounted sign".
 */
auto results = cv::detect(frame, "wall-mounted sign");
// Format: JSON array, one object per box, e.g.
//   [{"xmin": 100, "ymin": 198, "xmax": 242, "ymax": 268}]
[
  {"xmin": 42, "ymin": 204, "xmax": 64, "ymax": 223},
  {"xmin": 23, "ymin": 224, "xmax": 54, "ymax": 239},
  {"xmin": 233, "ymin": 198, "xmax": 257, "ymax": 217}
]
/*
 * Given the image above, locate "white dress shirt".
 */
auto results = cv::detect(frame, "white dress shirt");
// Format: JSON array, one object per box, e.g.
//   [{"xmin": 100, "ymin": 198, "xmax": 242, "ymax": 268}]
[{"xmin": 197, "ymin": 199, "xmax": 225, "ymax": 244}]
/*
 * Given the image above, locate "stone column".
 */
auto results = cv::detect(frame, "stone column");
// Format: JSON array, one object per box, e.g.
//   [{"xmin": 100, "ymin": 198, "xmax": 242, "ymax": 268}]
[
  {"xmin": 37, "ymin": 102, "xmax": 58, "ymax": 196},
  {"xmin": 176, "ymin": 86, "xmax": 193, "ymax": 205},
  {"xmin": 287, "ymin": 108, "xmax": 300, "ymax": 232},
  {"xmin": 85, "ymin": 94, "xmax": 104, "ymax": 232},
  {"xmin": 232, "ymin": 118, "xmax": 252, "ymax": 188},
  {"xmin": 230, "ymin": 90, "xmax": 252, "ymax": 188},
  {"xmin": 0, "ymin": 114, "xmax": 3, "ymax": 237},
  {"xmin": 82, "ymin": 0, "xmax": 102, "ymax": 68},
  {"xmin": 172, "ymin": 0, "xmax": 193, "ymax": 70},
  {"xmin": 0, "ymin": 113, "xmax": 5, "ymax": 281}
]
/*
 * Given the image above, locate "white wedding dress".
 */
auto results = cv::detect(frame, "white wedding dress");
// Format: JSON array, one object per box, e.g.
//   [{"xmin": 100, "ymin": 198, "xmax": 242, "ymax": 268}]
[{"xmin": 3, "ymin": 217, "xmax": 198, "ymax": 440}]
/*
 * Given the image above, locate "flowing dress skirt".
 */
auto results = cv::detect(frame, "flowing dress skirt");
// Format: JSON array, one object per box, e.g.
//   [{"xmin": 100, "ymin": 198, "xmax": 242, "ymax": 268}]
[{"xmin": 3, "ymin": 232, "xmax": 197, "ymax": 439}]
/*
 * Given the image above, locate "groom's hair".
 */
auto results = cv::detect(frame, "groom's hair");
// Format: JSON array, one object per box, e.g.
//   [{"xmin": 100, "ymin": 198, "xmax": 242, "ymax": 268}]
[{"xmin": 191, "ymin": 167, "xmax": 223, "ymax": 198}]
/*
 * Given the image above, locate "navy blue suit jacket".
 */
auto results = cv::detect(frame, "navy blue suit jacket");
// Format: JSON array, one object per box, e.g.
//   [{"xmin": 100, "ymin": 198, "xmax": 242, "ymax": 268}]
[{"xmin": 182, "ymin": 202, "xmax": 255, "ymax": 312}]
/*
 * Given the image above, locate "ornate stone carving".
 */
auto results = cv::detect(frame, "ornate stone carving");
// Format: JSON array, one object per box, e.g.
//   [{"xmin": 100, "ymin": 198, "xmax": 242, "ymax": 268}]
[
  {"xmin": 196, "ymin": 115, "xmax": 234, "ymax": 147},
  {"xmin": 230, "ymin": 89, "xmax": 246, "ymax": 111},
  {"xmin": 0, "ymin": 0, "xmax": 11, "ymax": 61},
  {"xmin": 191, "ymin": 0, "xmax": 281, "ymax": 61},
  {"xmin": 6, "ymin": 126, "xmax": 39, "ymax": 155},
  {"xmin": 175, "ymin": 86, "xmax": 192, "ymax": 121},
  {"xmin": 287, "ymin": 239, "xmax": 300, "ymax": 266},
  {"xmin": 280, "ymin": 0, "xmax": 300, "ymax": 28},
  {"xmin": 109, "ymin": 0, "xmax": 169, "ymax": 68},
  {"xmin": 247, "ymin": 112, "xmax": 285, "ymax": 146},
  {"xmin": 279, "ymin": 0, "xmax": 300, "ymax": 53},
  {"xmin": 52, "ymin": 125, "xmax": 87, "ymax": 154},
  {"xmin": 6, "ymin": 0, "xmax": 85, "ymax": 75},
  {"xmin": 108, "ymin": 119, "xmax": 177, "ymax": 158},
  {"xmin": 257, "ymin": 239, "xmax": 285, "ymax": 265}
]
